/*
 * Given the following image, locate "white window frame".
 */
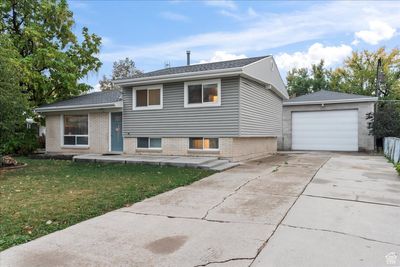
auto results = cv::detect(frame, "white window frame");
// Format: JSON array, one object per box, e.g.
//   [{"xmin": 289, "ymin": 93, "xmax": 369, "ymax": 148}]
[
  {"xmin": 184, "ymin": 79, "xmax": 221, "ymax": 108},
  {"xmin": 188, "ymin": 137, "xmax": 220, "ymax": 151},
  {"xmin": 136, "ymin": 137, "xmax": 162, "ymax": 150},
  {"xmin": 132, "ymin": 84, "xmax": 163, "ymax": 110},
  {"xmin": 61, "ymin": 114, "xmax": 89, "ymax": 148}
]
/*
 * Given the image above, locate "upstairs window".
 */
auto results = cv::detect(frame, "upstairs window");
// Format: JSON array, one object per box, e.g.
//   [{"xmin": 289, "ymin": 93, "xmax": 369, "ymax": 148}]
[
  {"xmin": 63, "ymin": 115, "xmax": 88, "ymax": 146},
  {"xmin": 184, "ymin": 79, "xmax": 221, "ymax": 108},
  {"xmin": 133, "ymin": 85, "xmax": 163, "ymax": 110}
]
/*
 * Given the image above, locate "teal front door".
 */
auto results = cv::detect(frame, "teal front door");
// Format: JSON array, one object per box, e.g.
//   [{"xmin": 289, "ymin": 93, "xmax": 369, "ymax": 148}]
[{"xmin": 111, "ymin": 112, "xmax": 123, "ymax": 152}]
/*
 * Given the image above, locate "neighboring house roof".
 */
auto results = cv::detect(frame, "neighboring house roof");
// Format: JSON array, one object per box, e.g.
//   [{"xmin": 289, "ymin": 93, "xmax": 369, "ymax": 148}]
[
  {"xmin": 36, "ymin": 90, "xmax": 122, "ymax": 112},
  {"xmin": 114, "ymin": 55, "xmax": 289, "ymax": 99},
  {"xmin": 283, "ymin": 90, "xmax": 378, "ymax": 106}
]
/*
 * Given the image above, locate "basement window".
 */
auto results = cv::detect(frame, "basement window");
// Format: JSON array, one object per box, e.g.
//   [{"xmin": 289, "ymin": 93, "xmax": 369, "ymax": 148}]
[
  {"xmin": 189, "ymin": 137, "xmax": 219, "ymax": 150},
  {"xmin": 137, "ymin": 137, "xmax": 162, "ymax": 149}
]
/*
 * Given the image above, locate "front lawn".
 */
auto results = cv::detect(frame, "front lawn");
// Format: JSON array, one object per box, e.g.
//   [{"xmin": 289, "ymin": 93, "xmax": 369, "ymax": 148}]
[{"xmin": 0, "ymin": 158, "xmax": 213, "ymax": 251}]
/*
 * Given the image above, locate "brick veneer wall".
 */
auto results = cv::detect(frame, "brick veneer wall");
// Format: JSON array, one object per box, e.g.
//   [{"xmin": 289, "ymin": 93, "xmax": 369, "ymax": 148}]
[
  {"xmin": 123, "ymin": 137, "xmax": 276, "ymax": 162},
  {"xmin": 45, "ymin": 112, "xmax": 110, "ymax": 154}
]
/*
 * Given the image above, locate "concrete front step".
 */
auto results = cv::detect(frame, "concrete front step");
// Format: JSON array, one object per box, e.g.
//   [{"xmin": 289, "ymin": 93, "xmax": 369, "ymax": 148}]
[
  {"xmin": 72, "ymin": 154, "xmax": 240, "ymax": 171},
  {"xmin": 211, "ymin": 162, "xmax": 240, "ymax": 171},
  {"xmin": 199, "ymin": 159, "xmax": 240, "ymax": 171},
  {"xmin": 199, "ymin": 159, "xmax": 230, "ymax": 169}
]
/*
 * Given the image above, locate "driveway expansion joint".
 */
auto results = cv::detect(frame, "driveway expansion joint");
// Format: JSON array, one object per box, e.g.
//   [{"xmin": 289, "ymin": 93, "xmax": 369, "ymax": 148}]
[
  {"xmin": 201, "ymin": 164, "xmax": 286, "ymax": 220},
  {"xmin": 302, "ymin": 194, "xmax": 400, "ymax": 208},
  {"xmin": 201, "ymin": 166, "xmax": 281, "ymax": 220},
  {"xmin": 117, "ymin": 210, "xmax": 275, "ymax": 225},
  {"xmin": 249, "ymin": 156, "xmax": 331, "ymax": 266},
  {"xmin": 281, "ymin": 224, "xmax": 400, "ymax": 247},
  {"xmin": 193, "ymin": 257, "xmax": 254, "ymax": 267}
]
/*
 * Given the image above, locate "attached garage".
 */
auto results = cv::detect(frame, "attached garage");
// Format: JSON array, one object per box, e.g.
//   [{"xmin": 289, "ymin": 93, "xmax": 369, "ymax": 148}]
[{"xmin": 281, "ymin": 90, "xmax": 377, "ymax": 152}]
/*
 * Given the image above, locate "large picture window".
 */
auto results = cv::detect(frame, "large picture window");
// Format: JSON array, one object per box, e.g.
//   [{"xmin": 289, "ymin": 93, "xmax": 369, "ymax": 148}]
[
  {"xmin": 184, "ymin": 79, "xmax": 221, "ymax": 108},
  {"xmin": 63, "ymin": 115, "xmax": 88, "ymax": 146},
  {"xmin": 189, "ymin": 137, "xmax": 219, "ymax": 150},
  {"xmin": 133, "ymin": 85, "xmax": 163, "ymax": 110}
]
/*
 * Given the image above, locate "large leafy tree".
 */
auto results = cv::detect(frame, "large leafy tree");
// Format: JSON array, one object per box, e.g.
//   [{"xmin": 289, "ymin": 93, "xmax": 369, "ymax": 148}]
[
  {"xmin": 0, "ymin": 35, "xmax": 34, "ymax": 153},
  {"xmin": 331, "ymin": 48, "xmax": 400, "ymax": 99},
  {"xmin": 100, "ymin": 57, "xmax": 142, "ymax": 91},
  {"xmin": 0, "ymin": 0, "xmax": 102, "ymax": 107},
  {"xmin": 286, "ymin": 60, "xmax": 329, "ymax": 97},
  {"xmin": 367, "ymin": 102, "xmax": 400, "ymax": 139},
  {"xmin": 286, "ymin": 48, "xmax": 400, "ymax": 99},
  {"xmin": 286, "ymin": 68, "xmax": 312, "ymax": 97},
  {"xmin": 311, "ymin": 60, "xmax": 330, "ymax": 92}
]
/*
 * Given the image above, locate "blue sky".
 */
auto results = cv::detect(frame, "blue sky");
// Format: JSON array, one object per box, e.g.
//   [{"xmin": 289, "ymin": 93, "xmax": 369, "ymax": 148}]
[{"xmin": 68, "ymin": 0, "xmax": 400, "ymax": 90}]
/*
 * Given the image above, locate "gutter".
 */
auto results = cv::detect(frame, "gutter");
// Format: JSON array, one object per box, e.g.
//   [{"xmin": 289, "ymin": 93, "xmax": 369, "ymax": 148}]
[
  {"xmin": 35, "ymin": 101, "xmax": 123, "ymax": 113},
  {"xmin": 283, "ymin": 97, "xmax": 378, "ymax": 106}
]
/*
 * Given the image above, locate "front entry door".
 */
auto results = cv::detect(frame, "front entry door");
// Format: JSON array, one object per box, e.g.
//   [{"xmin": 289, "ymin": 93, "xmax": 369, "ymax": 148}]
[{"xmin": 111, "ymin": 112, "xmax": 123, "ymax": 152}]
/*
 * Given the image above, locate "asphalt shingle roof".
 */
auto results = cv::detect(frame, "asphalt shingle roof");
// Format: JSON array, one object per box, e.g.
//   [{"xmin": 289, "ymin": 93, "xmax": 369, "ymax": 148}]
[
  {"xmin": 116, "ymin": 56, "xmax": 270, "ymax": 80},
  {"xmin": 38, "ymin": 90, "xmax": 122, "ymax": 109},
  {"xmin": 38, "ymin": 56, "xmax": 270, "ymax": 110},
  {"xmin": 284, "ymin": 90, "xmax": 376, "ymax": 103}
]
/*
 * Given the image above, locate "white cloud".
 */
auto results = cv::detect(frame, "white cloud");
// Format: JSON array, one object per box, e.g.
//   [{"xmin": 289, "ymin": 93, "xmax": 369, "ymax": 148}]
[
  {"xmin": 69, "ymin": 1, "xmax": 89, "ymax": 9},
  {"xmin": 351, "ymin": 39, "xmax": 360, "ymax": 46},
  {"xmin": 160, "ymin": 11, "xmax": 189, "ymax": 22},
  {"xmin": 247, "ymin": 7, "xmax": 258, "ymax": 17},
  {"xmin": 219, "ymin": 7, "xmax": 259, "ymax": 21},
  {"xmin": 101, "ymin": 36, "xmax": 113, "ymax": 46},
  {"xmin": 100, "ymin": 1, "xmax": 400, "ymax": 67},
  {"xmin": 354, "ymin": 20, "xmax": 396, "ymax": 45},
  {"xmin": 199, "ymin": 51, "xmax": 247, "ymax": 63},
  {"xmin": 275, "ymin": 43, "xmax": 353, "ymax": 71},
  {"xmin": 90, "ymin": 83, "xmax": 101, "ymax": 93},
  {"xmin": 204, "ymin": 0, "xmax": 237, "ymax": 10}
]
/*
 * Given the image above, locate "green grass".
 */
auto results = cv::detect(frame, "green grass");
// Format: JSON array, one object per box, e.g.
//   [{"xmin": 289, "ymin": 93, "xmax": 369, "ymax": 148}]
[{"xmin": 0, "ymin": 158, "xmax": 214, "ymax": 251}]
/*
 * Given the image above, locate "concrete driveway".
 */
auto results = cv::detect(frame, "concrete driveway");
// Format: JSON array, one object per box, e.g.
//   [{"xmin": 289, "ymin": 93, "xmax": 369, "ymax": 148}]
[{"xmin": 1, "ymin": 153, "xmax": 399, "ymax": 267}]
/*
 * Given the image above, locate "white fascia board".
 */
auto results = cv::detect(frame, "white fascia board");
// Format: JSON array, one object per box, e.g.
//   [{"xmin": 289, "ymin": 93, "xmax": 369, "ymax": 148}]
[
  {"xmin": 113, "ymin": 68, "xmax": 243, "ymax": 86},
  {"xmin": 283, "ymin": 98, "xmax": 378, "ymax": 106},
  {"xmin": 240, "ymin": 73, "xmax": 288, "ymax": 100},
  {"xmin": 242, "ymin": 56, "xmax": 289, "ymax": 99},
  {"xmin": 35, "ymin": 101, "xmax": 123, "ymax": 113}
]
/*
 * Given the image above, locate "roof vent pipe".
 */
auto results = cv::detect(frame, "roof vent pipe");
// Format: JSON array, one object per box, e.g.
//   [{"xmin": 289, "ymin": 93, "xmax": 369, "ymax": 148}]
[{"xmin": 186, "ymin": 50, "xmax": 191, "ymax": 66}]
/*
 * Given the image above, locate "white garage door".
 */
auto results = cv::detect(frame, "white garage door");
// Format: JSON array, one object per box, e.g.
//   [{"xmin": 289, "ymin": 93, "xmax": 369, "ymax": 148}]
[{"xmin": 292, "ymin": 110, "xmax": 358, "ymax": 151}]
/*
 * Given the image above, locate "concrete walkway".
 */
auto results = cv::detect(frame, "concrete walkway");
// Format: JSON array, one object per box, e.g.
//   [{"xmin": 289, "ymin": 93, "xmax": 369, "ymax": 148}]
[
  {"xmin": 73, "ymin": 154, "xmax": 239, "ymax": 171},
  {"xmin": 1, "ymin": 153, "xmax": 399, "ymax": 267}
]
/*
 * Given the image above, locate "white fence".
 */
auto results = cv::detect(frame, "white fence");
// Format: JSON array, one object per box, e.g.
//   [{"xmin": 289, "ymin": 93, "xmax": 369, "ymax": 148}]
[{"xmin": 384, "ymin": 137, "xmax": 400, "ymax": 164}]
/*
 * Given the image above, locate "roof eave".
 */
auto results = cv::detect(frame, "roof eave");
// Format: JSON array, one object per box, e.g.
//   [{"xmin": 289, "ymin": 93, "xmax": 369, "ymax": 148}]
[
  {"xmin": 113, "ymin": 67, "xmax": 243, "ymax": 86},
  {"xmin": 283, "ymin": 97, "xmax": 378, "ymax": 106},
  {"xmin": 240, "ymin": 73, "xmax": 288, "ymax": 99},
  {"xmin": 35, "ymin": 101, "xmax": 123, "ymax": 113}
]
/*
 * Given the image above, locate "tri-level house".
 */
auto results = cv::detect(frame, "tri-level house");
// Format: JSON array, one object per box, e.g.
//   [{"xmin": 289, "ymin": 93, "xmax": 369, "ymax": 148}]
[{"xmin": 36, "ymin": 56, "xmax": 288, "ymax": 161}]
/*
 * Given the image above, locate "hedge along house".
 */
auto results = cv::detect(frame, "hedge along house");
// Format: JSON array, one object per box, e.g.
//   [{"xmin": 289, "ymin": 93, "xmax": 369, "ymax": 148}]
[
  {"xmin": 281, "ymin": 90, "xmax": 377, "ymax": 152},
  {"xmin": 36, "ymin": 56, "xmax": 288, "ymax": 161}
]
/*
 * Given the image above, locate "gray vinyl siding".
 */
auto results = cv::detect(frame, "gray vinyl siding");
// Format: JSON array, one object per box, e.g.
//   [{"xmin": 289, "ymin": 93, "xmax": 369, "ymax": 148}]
[
  {"xmin": 122, "ymin": 77, "xmax": 240, "ymax": 137},
  {"xmin": 239, "ymin": 77, "xmax": 282, "ymax": 137}
]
